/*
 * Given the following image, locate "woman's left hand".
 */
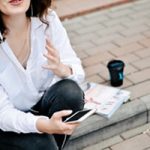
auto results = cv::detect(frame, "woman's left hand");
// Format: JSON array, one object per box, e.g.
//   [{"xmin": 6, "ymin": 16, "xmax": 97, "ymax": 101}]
[{"xmin": 42, "ymin": 39, "xmax": 72, "ymax": 78}]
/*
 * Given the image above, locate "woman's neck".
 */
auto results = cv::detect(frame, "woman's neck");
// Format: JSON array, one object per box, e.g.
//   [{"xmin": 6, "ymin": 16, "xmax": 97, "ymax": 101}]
[{"xmin": 2, "ymin": 14, "xmax": 29, "ymax": 36}]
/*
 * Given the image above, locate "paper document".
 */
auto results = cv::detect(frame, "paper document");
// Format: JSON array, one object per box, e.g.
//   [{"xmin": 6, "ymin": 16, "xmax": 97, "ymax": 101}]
[{"xmin": 84, "ymin": 83, "xmax": 130, "ymax": 118}]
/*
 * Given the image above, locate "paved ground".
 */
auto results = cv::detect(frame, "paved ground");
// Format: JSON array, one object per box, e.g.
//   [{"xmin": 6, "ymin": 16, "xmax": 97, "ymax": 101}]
[
  {"xmin": 54, "ymin": 0, "xmax": 133, "ymax": 20},
  {"xmin": 83, "ymin": 123, "xmax": 150, "ymax": 150},
  {"xmin": 60, "ymin": 0, "xmax": 150, "ymax": 149}
]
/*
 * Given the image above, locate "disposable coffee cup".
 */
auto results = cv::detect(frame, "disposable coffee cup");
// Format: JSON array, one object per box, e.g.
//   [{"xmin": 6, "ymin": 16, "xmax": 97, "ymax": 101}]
[{"xmin": 107, "ymin": 60, "xmax": 125, "ymax": 87}]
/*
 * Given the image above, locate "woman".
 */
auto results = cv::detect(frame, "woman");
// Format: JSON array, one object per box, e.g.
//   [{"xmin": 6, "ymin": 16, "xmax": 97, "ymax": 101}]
[{"xmin": 0, "ymin": 0, "xmax": 85, "ymax": 150}]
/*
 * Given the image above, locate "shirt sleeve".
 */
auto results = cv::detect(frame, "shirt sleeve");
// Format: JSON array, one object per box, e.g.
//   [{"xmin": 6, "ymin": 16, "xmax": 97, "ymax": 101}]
[
  {"xmin": 46, "ymin": 11, "xmax": 85, "ymax": 84},
  {"xmin": 0, "ymin": 85, "xmax": 45, "ymax": 133}
]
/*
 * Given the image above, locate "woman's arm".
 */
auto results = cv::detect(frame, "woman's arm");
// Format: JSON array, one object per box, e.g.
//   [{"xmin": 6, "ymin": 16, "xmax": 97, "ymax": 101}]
[
  {"xmin": 0, "ymin": 85, "xmax": 78, "ymax": 134},
  {"xmin": 0, "ymin": 85, "xmax": 44, "ymax": 133},
  {"xmin": 45, "ymin": 11, "xmax": 85, "ymax": 83}
]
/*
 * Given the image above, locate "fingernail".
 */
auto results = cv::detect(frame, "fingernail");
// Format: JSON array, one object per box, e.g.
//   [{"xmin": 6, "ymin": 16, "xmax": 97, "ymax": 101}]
[{"xmin": 67, "ymin": 110, "xmax": 73, "ymax": 113}]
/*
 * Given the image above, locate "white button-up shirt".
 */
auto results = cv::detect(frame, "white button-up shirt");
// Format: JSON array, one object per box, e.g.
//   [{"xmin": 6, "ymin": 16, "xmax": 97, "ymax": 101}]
[{"xmin": 0, "ymin": 11, "xmax": 85, "ymax": 133}]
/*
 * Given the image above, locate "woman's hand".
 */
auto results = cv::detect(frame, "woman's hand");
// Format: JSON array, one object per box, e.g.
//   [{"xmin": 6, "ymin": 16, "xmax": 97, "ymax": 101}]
[
  {"xmin": 36, "ymin": 110, "xmax": 79, "ymax": 135},
  {"xmin": 42, "ymin": 40, "xmax": 72, "ymax": 78}
]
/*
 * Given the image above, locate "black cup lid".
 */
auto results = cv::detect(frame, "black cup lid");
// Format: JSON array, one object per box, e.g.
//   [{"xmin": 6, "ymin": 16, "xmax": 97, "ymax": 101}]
[{"xmin": 107, "ymin": 60, "xmax": 125, "ymax": 69}]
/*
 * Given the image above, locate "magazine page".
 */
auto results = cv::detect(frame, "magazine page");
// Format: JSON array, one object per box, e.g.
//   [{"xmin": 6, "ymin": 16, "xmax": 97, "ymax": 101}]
[{"xmin": 84, "ymin": 83, "xmax": 130, "ymax": 118}]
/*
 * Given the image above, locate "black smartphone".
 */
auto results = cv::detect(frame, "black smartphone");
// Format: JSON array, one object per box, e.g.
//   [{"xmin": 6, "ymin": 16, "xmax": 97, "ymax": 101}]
[{"xmin": 64, "ymin": 109, "xmax": 96, "ymax": 124}]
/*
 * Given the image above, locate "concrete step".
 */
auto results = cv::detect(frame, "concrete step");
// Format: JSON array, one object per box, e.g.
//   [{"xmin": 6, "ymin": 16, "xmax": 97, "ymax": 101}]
[{"xmin": 64, "ymin": 95, "xmax": 150, "ymax": 150}]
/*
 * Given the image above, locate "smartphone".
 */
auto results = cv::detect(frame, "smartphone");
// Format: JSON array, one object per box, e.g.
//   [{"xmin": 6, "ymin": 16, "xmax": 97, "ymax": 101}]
[{"xmin": 64, "ymin": 109, "xmax": 96, "ymax": 124}]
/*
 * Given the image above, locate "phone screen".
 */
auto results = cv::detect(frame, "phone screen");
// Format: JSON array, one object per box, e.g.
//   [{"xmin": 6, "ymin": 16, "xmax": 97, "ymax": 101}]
[{"xmin": 65, "ymin": 109, "xmax": 92, "ymax": 122}]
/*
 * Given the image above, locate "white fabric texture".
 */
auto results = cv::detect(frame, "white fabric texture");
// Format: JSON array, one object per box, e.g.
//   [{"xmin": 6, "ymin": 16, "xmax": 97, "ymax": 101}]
[{"xmin": 0, "ymin": 11, "xmax": 85, "ymax": 133}]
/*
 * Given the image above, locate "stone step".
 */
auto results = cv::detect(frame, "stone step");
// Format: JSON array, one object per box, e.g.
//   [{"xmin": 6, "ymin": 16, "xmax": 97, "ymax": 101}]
[{"xmin": 64, "ymin": 95, "xmax": 150, "ymax": 150}]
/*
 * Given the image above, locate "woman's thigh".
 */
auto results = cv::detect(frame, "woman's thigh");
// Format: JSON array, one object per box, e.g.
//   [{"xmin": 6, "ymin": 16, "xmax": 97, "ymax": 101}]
[
  {"xmin": 0, "ymin": 131, "xmax": 58, "ymax": 150},
  {"xmin": 38, "ymin": 79, "xmax": 85, "ymax": 117}
]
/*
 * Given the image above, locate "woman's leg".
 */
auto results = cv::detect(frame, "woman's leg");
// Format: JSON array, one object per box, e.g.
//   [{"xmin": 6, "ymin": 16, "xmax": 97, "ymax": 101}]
[
  {"xmin": 39, "ymin": 79, "xmax": 85, "ymax": 118},
  {"xmin": 0, "ymin": 130, "xmax": 58, "ymax": 150},
  {"xmin": 36, "ymin": 79, "xmax": 85, "ymax": 149},
  {"xmin": 0, "ymin": 79, "xmax": 84, "ymax": 150}
]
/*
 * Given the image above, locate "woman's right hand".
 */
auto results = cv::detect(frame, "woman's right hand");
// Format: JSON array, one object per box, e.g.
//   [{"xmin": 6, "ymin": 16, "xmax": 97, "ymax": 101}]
[{"xmin": 36, "ymin": 110, "xmax": 79, "ymax": 135}]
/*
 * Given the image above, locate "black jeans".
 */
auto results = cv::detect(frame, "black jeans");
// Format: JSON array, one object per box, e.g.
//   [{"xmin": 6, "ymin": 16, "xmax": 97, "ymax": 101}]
[{"xmin": 0, "ymin": 79, "xmax": 84, "ymax": 150}]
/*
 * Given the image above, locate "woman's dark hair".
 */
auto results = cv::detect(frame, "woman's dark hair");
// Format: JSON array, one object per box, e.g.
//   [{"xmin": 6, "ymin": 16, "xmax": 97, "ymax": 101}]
[{"xmin": 0, "ymin": 0, "xmax": 52, "ymax": 43}]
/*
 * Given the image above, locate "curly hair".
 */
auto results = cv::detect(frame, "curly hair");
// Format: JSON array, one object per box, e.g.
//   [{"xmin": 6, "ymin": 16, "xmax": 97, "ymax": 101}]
[{"xmin": 0, "ymin": 0, "xmax": 52, "ymax": 43}]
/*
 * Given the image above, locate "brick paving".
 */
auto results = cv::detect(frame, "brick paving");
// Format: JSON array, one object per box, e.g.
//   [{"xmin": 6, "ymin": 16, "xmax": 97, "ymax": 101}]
[
  {"xmin": 59, "ymin": 0, "xmax": 150, "ymax": 149},
  {"xmin": 54, "ymin": 0, "xmax": 134, "ymax": 20},
  {"xmin": 62, "ymin": 0, "xmax": 150, "ymax": 89}
]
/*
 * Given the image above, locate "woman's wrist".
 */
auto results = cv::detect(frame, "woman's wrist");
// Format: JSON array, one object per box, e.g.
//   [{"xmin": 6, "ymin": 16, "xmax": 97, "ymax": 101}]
[
  {"xmin": 36, "ymin": 117, "xmax": 52, "ymax": 134},
  {"xmin": 54, "ymin": 63, "xmax": 73, "ymax": 78}
]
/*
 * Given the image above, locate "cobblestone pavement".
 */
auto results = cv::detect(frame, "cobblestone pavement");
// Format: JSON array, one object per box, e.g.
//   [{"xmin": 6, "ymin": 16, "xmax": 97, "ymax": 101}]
[{"xmin": 61, "ymin": 0, "xmax": 150, "ymax": 149}]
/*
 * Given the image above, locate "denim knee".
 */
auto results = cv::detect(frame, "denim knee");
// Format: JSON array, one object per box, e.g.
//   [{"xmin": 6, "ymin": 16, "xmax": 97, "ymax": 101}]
[{"xmin": 40, "ymin": 79, "xmax": 85, "ymax": 116}]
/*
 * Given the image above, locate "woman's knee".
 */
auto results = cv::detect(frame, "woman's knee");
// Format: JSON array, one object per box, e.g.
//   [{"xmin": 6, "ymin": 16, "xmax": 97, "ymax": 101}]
[
  {"xmin": 55, "ymin": 79, "xmax": 84, "ymax": 99},
  {"xmin": 55, "ymin": 79, "xmax": 84, "ymax": 107},
  {"xmin": 40, "ymin": 79, "xmax": 85, "ymax": 116}
]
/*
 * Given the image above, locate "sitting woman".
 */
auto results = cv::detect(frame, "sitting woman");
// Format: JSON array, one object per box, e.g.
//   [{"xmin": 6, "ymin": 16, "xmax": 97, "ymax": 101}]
[{"xmin": 0, "ymin": 0, "xmax": 85, "ymax": 150}]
